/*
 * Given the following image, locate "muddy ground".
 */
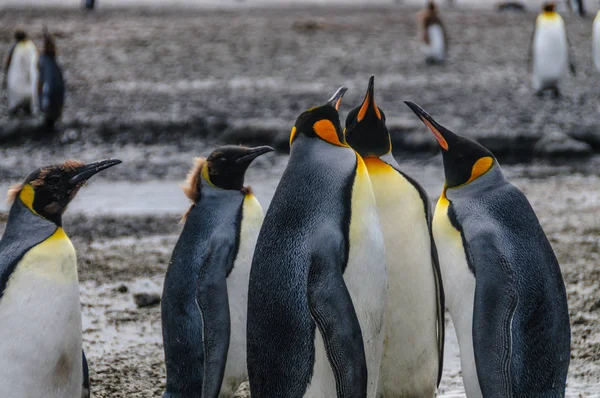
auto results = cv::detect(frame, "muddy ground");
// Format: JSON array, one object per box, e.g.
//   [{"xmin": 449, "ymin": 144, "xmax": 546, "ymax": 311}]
[{"xmin": 0, "ymin": 4, "xmax": 599, "ymax": 397}]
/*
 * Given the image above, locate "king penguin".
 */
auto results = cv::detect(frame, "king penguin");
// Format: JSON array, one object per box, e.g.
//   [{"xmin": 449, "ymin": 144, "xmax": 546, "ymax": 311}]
[
  {"xmin": 247, "ymin": 87, "xmax": 387, "ymax": 398},
  {"xmin": 0, "ymin": 158, "xmax": 121, "ymax": 398},
  {"xmin": 161, "ymin": 145, "xmax": 273, "ymax": 398},
  {"xmin": 37, "ymin": 29, "xmax": 65, "ymax": 130},
  {"xmin": 3, "ymin": 28, "xmax": 38, "ymax": 116},
  {"xmin": 418, "ymin": 1, "xmax": 448, "ymax": 64},
  {"xmin": 405, "ymin": 101, "xmax": 571, "ymax": 397},
  {"xmin": 529, "ymin": 2, "xmax": 576, "ymax": 97},
  {"xmin": 345, "ymin": 77, "xmax": 444, "ymax": 397},
  {"xmin": 593, "ymin": 11, "xmax": 600, "ymax": 73}
]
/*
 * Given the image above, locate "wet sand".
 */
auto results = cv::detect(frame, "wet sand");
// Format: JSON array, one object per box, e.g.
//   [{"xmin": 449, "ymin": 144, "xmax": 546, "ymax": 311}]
[{"xmin": 0, "ymin": 5, "xmax": 598, "ymax": 397}]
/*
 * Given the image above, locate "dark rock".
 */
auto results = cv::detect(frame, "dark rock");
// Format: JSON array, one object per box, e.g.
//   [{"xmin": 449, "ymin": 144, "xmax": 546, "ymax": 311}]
[
  {"xmin": 496, "ymin": 2, "xmax": 526, "ymax": 12},
  {"xmin": 134, "ymin": 293, "xmax": 161, "ymax": 308},
  {"xmin": 115, "ymin": 284, "xmax": 129, "ymax": 294},
  {"xmin": 569, "ymin": 125, "xmax": 600, "ymax": 151},
  {"xmin": 533, "ymin": 130, "xmax": 592, "ymax": 158}
]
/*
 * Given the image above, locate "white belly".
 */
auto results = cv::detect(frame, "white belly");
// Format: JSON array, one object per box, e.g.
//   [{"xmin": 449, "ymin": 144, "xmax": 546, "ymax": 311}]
[
  {"xmin": 7, "ymin": 41, "xmax": 38, "ymax": 109},
  {"xmin": 0, "ymin": 228, "xmax": 82, "ymax": 398},
  {"xmin": 532, "ymin": 19, "xmax": 568, "ymax": 90},
  {"xmin": 305, "ymin": 157, "xmax": 387, "ymax": 398},
  {"xmin": 366, "ymin": 158, "xmax": 438, "ymax": 397},
  {"xmin": 424, "ymin": 24, "xmax": 445, "ymax": 61},
  {"xmin": 433, "ymin": 198, "xmax": 482, "ymax": 398},
  {"xmin": 220, "ymin": 195, "xmax": 263, "ymax": 397},
  {"xmin": 593, "ymin": 15, "xmax": 600, "ymax": 73}
]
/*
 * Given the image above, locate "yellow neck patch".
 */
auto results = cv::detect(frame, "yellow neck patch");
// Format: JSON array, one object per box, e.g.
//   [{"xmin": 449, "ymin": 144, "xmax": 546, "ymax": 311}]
[
  {"xmin": 313, "ymin": 119, "xmax": 347, "ymax": 147},
  {"xmin": 466, "ymin": 156, "xmax": 494, "ymax": 184},
  {"xmin": 19, "ymin": 184, "xmax": 38, "ymax": 214},
  {"xmin": 201, "ymin": 164, "xmax": 216, "ymax": 187},
  {"xmin": 289, "ymin": 126, "xmax": 297, "ymax": 147},
  {"xmin": 540, "ymin": 11, "xmax": 560, "ymax": 22}
]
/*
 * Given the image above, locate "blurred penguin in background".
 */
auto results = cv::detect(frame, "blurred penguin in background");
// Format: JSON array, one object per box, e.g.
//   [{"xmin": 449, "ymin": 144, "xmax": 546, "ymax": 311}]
[
  {"xmin": 566, "ymin": 0, "xmax": 586, "ymax": 17},
  {"xmin": 83, "ymin": 0, "xmax": 95, "ymax": 10},
  {"xmin": 418, "ymin": 1, "xmax": 448, "ymax": 64},
  {"xmin": 593, "ymin": 11, "xmax": 600, "ymax": 72},
  {"xmin": 38, "ymin": 29, "xmax": 65, "ymax": 130},
  {"xmin": 3, "ymin": 29, "xmax": 38, "ymax": 116},
  {"xmin": 529, "ymin": 2, "xmax": 575, "ymax": 98}
]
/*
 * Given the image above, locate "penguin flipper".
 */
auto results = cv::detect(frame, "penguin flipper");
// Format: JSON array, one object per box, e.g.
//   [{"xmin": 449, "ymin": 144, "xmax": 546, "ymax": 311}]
[
  {"xmin": 195, "ymin": 236, "xmax": 232, "ymax": 398},
  {"xmin": 2, "ymin": 43, "xmax": 16, "ymax": 90},
  {"xmin": 471, "ymin": 241, "xmax": 518, "ymax": 396},
  {"xmin": 306, "ymin": 228, "xmax": 367, "ymax": 398},
  {"xmin": 82, "ymin": 349, "xmax": 90, "ymax": 398}
]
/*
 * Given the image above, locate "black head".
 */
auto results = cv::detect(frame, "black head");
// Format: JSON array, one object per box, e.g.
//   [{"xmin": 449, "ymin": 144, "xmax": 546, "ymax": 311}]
[
  {"xmin": 289, "ymin": 86, "xmax": 348, "ymax": 148},
  {"xmin": 11, "ymin": 159, "xmax": 122, "ymax": 225},
  {"xmin": 542, "ymin": 2, "xmax": 556, "ymax": 12},
  {"xmin": 43, "ymin": 28, "xmax": 57, "ymax": 58},
  {"xmin": 428, "ymin": 1, "xmax": 437, "ymax": 11},
  {"xmin": 14, "ymin": 29, "xmax": 27, "ymax": 41},
  {"xmin": 345, "ymin": 76, "xmax": 390, "ymax": 158},
  {"xmin": 201, "ymin": 145, "xmax": 273, "ymax": 191},
  {"xmin": 405, "ymin": 101, "xmax": 495, "ymax": 188}
]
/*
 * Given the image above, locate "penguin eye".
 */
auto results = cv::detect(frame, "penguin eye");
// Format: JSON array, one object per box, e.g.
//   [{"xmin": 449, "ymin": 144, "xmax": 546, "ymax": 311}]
[{"xmin": 47, "ymin": 175, "xmax": 61, "ymax": 185}]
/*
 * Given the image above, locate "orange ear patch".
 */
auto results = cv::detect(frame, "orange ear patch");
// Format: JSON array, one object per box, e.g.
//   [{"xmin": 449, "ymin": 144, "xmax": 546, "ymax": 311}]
[
  {"xmin": 313, "ymin": 119, "xmax": 346, "ymax": 147},
  {"xmin": 357, "ymin": 92, "xmax": 382, "ymax": 122},
  {"xmin": 422, "ymin": 118, "xmax": 448, "ymax": 150},
  {"xmin": 466, "ymin": 156, "xmax": 493, "ymax": 184},
  {"xmin": 289, "ymin": 126, "xmax": 297, "ymax": 147}
]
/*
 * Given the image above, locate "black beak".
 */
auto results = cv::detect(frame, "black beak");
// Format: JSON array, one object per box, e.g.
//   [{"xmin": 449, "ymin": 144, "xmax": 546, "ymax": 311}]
[
  {"xmin": 235, "ymin": 146, "xmax": 274, "ymax": 165},
  {"xmin": 357, "ymin": 76, "xmax": 382, "ymax": 122},
  {"xmin": 404, "ymin": 101, "xmax": 450, "ymax": 150},
  {"xmin": 69, "ymin": 159, "xmax": 122, "ymax": 185},
  {"xmin": 327, "ymin": 86, "xmax": 348, "ymax": 111}
]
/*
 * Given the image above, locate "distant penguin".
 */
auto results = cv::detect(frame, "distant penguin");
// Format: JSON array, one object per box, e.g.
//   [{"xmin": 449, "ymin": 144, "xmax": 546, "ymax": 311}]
[
  {"xmin": 406, "ymin": 101, "xmax": 571, "ymax": 397},
  {"xmin": 345, "ymin": 76, "xmax": 444, "ymax": 397},
  {"xmin": 567, "ymin": 0, "xmax": 585, "ymax": 16},
  {"xmin": 161, "ymin": 145, "xmax": 272, "ymax": 398},
  {"xmin": 247, "ymin": 88, "xmax": 387, "ymax": 397},
  {"xmin": 418, "ymin": 1, "xmax": 448, "ymax": 64},
  {"xmin": 529, "ymin": 2, "xmax": 576, "ymax": 97},
  {"xmin": 3, "ymin": 29, "xmax": 38, "ymax": 116},
  {"xmin": 83, "ymin": 0, "xmax": 95, "ymax": 9},
  {"xmin": 593, "ymin": 11, "xmax": 600, "ymax": 72},
  {"xmin": 0, "ymin": 158, "xmax": 121, "ymax": 398},
  {"xmin": 38, "ymin": 29, "xmax": 65, "ymax": 129}
]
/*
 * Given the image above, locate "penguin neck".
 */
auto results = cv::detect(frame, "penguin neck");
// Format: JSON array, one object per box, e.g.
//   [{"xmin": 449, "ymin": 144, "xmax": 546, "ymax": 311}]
[
  {"xmin": 445, "ymin": 164, "xmax": 506, "ymax": 201},
  {"xmin": 5, "ymin": 197, "xmax": 58, "ymax": 237},
  {"xmin": 199, "ymin": 178, "xmax": 245, "ymax": 200},
  {"xmin": 378, "ymin": 151, "xmax": 400, "ymax": 169}
]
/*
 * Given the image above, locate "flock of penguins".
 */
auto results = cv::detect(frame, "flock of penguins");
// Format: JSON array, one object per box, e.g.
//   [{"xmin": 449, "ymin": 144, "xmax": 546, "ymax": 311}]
[{"xmin": 0, "ymin": 1, "xmax": 587, "ymax": 398}]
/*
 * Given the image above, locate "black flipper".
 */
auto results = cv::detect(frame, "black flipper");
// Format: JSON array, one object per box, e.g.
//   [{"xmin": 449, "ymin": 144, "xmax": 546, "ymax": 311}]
[
  {"xmin": 0, "ymin": 197, "xmax": 57, "ymax": 299},
  {"xmin": 306, "ymin": 227, "xmax": 367, "ymax": 398},
  {"xmin": 472, "ymin": 235, "xmax": 517, "ymax": 397},
  {"xmin": 2, "ymin": 42, "xmax": 16, "ymax": 90},
  {"xmin": 195, "ymin": 236, "xmax": 233, "ymax": 398},
  {"xmin": 82, "ymin": 350, "xmax": 90, "ymax": 398}
]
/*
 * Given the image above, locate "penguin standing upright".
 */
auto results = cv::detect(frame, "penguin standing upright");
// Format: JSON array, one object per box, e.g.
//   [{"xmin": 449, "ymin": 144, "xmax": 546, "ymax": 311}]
[
  {"xmin": 161, "ymin": 145, "xmax": 273, "ymax": 398},
  {"xmin": 567, "ymin": 0, "xmax": 585, "ymax": 16},
  {"xmin": 345, "ymin": 77, "xmax": 444, "ymax": 397},
  {"xmin": 529, "ymin": 2, "xmax": 576, "ymax": 97},
  {"xmin": 593, "ymin": 11, "xmax": 600, "ymax": 72},
  {"xmin": 405, "ymin": 101, "xmax": 571, "ymax": 397},
  {"xmin": 37, "ymin": 29, "xmax": 65, "ymax": 129},
  {"xmin": 0, "ymin": 158, "xmax": 121, "ymax": 398},
  {"xmin": 247, "ymin": 88, "xmax": 387, "ymax": 398},
  {"xmin": 3, "ymin": 29, "xmax": 38, "ymax": 116},
  {"xmin": 418, "ymin": 1, "xmax": 448, "ymax": 64}
]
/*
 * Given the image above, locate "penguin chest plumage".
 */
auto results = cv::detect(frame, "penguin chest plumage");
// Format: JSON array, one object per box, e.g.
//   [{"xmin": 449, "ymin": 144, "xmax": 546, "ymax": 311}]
[
  {"xmin": 365, "ymin": 157, "xmax": 438, "ymax": 396},
  {"xmin": 424, "ymin": 23, "xmax": 445, "ymax": 61},
  {"xmin": 0, "ymin": 227, "xmax": 83, "ymax": 398},
  {"xmin": 433, "ymin": 196, "xmax": 482, "ymax": 398},
  {"xmin": 6, "ymin": 40, "xmax": 38, "ymax": 109},
  {"xmin": 532, "ymin": 15, "xmax": 568, "ymax": 89},
  {"xmin": 593, "ymin": 13, "xmax": 600, "ymax": 72},
  {"xmin": 221, "ymin": 194, "xmax": 263, "ymax": 396}
]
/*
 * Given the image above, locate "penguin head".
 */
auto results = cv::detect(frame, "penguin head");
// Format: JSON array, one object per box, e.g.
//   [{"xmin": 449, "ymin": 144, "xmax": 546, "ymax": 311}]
[
  {"xmin": 427, "ymin": 1, "xmax": 437, "ymax": 11},
  {"xmin": 542, "ymin": 2, "xmax": 556, "ymax": 13},
  {"xmin": 405, "ymin": 101, "xmax": 495, "ymax": 189},
  {"xmin": 345, "ymin": 76, "xmax": 390, "ymax": 158},
  {"xmin": 289, "ymin": 86, "xmax": 348, "ymax": 148},
  {"xmin": 183, "ymin": 145, "xmax": 273, "ymax": 202},
  {"xmin": 8, "ymin": 159, "xmax": 122, "ymax": 225},
  {"xmin": 42, "ymin": 28, "xmax": 57, "ymax": 58},
  {"xmin": 14, "ymin": 29, "xmax": 27, "ymax": 42}
]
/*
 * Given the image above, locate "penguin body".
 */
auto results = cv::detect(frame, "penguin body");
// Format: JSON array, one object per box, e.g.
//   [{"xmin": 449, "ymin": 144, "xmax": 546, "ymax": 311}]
[
  {"xmin": 161, "ymin": 145, "xmax": 272, "ymax": 398},
  {"xmin": 418, "ymin": 2, "xmax": 447, "ymax": 64},
  {"xmin": 345, "ymin": 77, "xmax": 444, "ymax": 397},
  {"xmin": 530, "ymin": 3, "xmax": 574, "ymax": 95},
  {"xmin": 568, "ymin": 0, "xmax": 585, "ymax": 16},
  {"xmin": 247, "ymin": 89, "xmax": 386, "ymax": 397},
  {"xmin": 0, "ymin": 159, "xmax": 121, "ymax": 398},
  {"xmin": 4, "ymin": 30, "xmax": 38, "ymax": 115},
  {"xmin": 406, "ymin": 102, "xmax": 571, "ymax": 397},
  {"xmin": 593, "ymin": 11, "xmax": 600, "ymax": 72},
  {"xmin": 38, "ymin": 31, "xmax": 65, "ymax": 129}
]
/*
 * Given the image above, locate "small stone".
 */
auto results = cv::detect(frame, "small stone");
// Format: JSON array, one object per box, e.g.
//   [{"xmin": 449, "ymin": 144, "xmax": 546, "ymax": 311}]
[
  {"xmin": 134, "ymin": 293, "xmax": 161, "ymax": 308},
  {"xmin": 115, "ymin": 284, "xmax": 129, "ymax": 294}
]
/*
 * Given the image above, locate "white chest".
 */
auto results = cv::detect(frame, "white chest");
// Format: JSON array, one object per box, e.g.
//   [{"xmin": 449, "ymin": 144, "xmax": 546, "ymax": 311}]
[
  {"xmin": 533, "ymin": 18, "xmax": 568, "ymax": 81},
  {"xmin": 0, "ymin": 229, "xmax": 83, "ymax": 398}
]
